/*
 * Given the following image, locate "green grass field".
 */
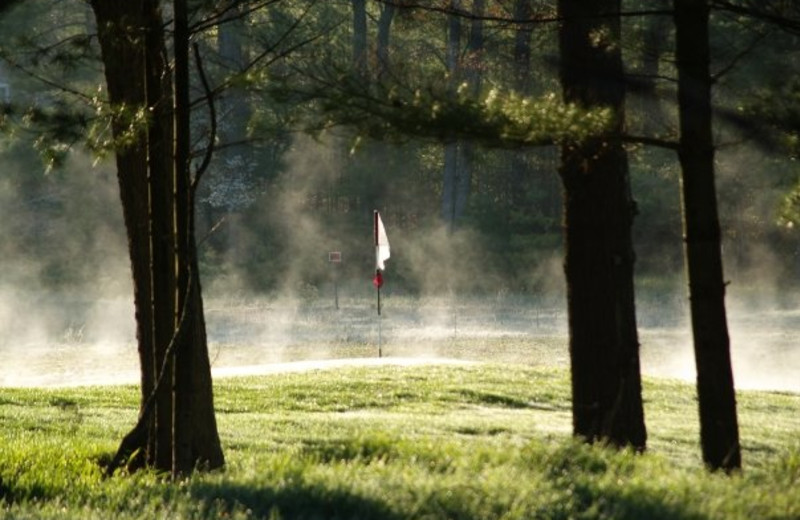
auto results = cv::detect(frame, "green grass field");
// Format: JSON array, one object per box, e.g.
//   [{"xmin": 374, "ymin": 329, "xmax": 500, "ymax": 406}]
[{"xmin": 1, "ymin": 362, "xmax": 798, "ymax": 519}]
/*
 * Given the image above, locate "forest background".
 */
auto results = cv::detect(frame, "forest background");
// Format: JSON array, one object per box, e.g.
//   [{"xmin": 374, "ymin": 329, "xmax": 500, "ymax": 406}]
[{"xmin": 0, "ymin": 0, "xmax": 799, "ymax": 346}]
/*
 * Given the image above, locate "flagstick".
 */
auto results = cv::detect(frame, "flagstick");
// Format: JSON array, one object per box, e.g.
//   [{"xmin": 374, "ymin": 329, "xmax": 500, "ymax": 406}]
[
  {"xmin": 377, "ymin": 285, "xmax": 382, "ymax": 358},
  {"xmin": 373, "ymin": 209, "xmax": 389, "ymax": 359}
]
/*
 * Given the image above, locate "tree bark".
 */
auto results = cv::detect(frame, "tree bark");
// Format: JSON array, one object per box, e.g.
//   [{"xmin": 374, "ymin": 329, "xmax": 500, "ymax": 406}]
[
  {"xmin": 143, "ymin": 0, "xmax": 176, "ymax": 471},
  {"xmin": 91, "ymin": 0, "xmax": 224, "ymax": 476},
  {"xmin": 90, "ymin": 0, "xmax": 155, "ymax": 470},
  {"xmin": 203, "ymin": 0, "xmax": 254, "ymax": 257},
  {"xmin": 376, "ymin": 2, "xmax": 396, "ymax": 81},
  {"xmin": 352, "ymin": 0, "xmax": 368, "ymax": 79},
  {"xmin": 632, "ymin": 0, "xmax": 670, "ymax": 136},
  {"xmin": 510, "ymin": 0, "xmax": 529, "ymax": 207},
  {"xmin": 674, "ymin": 0, "xmax": 741, "ymax": 472},
  {"xmin": 172, "ymin": 0, "xmax": 224, "ymax": 476},
  {"xmin": 441, "ymin": 0, "xmax": 463, "ymax": 231},
  {"xmin": 557, "ymin": 0, "xmax": 647, "ymax": 449},
  {"xmin": 513, "ymin": 0, "xmax": 532, "ymax": 92},
  {"xmin": 455, "ymin": 0, "xmax": 483, "ymax": 223}
]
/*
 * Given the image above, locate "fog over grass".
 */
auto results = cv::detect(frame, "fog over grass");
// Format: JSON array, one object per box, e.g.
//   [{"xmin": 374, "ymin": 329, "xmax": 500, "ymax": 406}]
[
  {"xmin": 1, "ymin": 281, "xmax": 799, "ymax": 392},
  {"xmin": 0, "ymin": 145, "xmax": 798, "ymax": 392}
]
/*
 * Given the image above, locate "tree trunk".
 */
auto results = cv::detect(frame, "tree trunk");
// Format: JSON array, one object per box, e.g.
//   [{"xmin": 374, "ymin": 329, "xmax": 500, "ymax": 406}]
[
  {"xmin": 376, "ymin": 2, "xmax": 396, "ymax": 80},
  {"xmin": 202, "ymin": 0, "xmax": 253, "ymax": 258},
  {"xmin": 513, "ymin": 0, "xmax": 532, "ymax": 91},
  {"xmin": 91, "ymin": 0, "xmax": 224, "ymax": 476},
  {"xmin": 455, "ymin": 0, "xmax": 483, "ymax": 223},
  {"xmin": 90, "ymin": 0, "xmax": 155, "ymax": 470},
  {"xmin": 633, "ymin": 0, "xmax": 670, "ymax": 136},
  {"xmin": 557, "ymin": 0, "xmax": 647, "ymax": 449},
  {"xmin": 674, "ymin": 0, "xmax": 741, "ymax": 472},
  {"xmin": 172, "ymin": 0, "xmax": 224, "ymax": 476},
  {"xmin": 352, "ymin": 0, "xmax": 367, "ymax": 79},
  {"xmin": 508, "ymin": 0, "xmax": 536, "ymax": 229},
  {"xmin": 441, "ymin": 0, "xmax": 464, "ymax": 231},
  {"xmin": 143, "ymin": 0, "xmax": 176, "ymax": 471}
]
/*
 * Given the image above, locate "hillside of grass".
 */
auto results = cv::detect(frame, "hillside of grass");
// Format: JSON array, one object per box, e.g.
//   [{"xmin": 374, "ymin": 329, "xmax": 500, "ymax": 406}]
[{"xmin": 1, "ymin": 362, "xmax": 798, "ymax": 519}]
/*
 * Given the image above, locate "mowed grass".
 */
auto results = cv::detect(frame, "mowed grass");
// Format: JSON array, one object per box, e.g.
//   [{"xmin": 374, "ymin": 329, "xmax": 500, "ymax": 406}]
[{"xmin": 1, "ymin": 363, "xmax": 799, "ymax": 519}]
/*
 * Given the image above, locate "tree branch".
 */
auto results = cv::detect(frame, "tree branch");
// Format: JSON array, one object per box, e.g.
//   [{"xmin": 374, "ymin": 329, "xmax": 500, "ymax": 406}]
[
  {"xmin": 378, "ymin": 0, "xmax": 672, "ymax": 26},
  {"xmin": 711, "ymin": 30, "xmax": 770, "ymax": 84},
  {"xmin": 622, "ymin": 134, "xmax": 679, "ymax": 151},
  {"xmin": 712, "ymin": 1, "xmax": 800, "ymax": 34},
  {"xmin": 191, "ymin": 41, "xmax": 215, "ymax": 189}
]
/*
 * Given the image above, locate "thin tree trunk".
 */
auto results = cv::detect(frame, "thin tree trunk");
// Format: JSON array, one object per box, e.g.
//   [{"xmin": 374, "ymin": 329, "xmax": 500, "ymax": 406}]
[
  {"xmin": 674, "ymin": 0, "xmax": 741, "ymax": 472},
  {"xmin": 513, "ymin": 0, "xmax": 532, "ymax": 91},
  {"xmin": 557, "ymin": 0, "xmax": 647, "ymax": 449},
  {"xmin": 634, "ymin": 0, "xmax": 670, "ymax": 136},
  {"xmin": 509, "ymin": 0, "xmax": 533, "ymax": 225},
  {"xmin": 352, "ymin": 0, "xmax": 367, "ymax": 79},
  {"xmin": 143, "ymin": 0, "xmax": 176, "ymax": 471},
  {"xmin": 455, "ymin": 0, "xmax": 483, "ymax": 222},
  {"xmin": 442, "ymin": 142, "xmax": 459, "ymax": 229},
  {"xmin": 90, "ymin": 0, "xmax": 154, "ymax": 471},
  {"xmin": 205, "ymin": 0, "xmax": 253, "ymax": 258},
  {"xmin": 172, "ymin": 0, "xmax": 194, "ymax": 476},
  {"xmin": 376, "ymin": 2, "xmax": 395, "ymax": 80},
  {"xmin": 441, "ymin": 0, "xmax": 462, "ymax": 230}
]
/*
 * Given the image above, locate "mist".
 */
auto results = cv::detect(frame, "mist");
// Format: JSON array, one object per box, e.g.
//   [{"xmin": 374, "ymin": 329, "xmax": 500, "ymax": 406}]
[{"xmin": 0, "ymin": 135, "xmax": 798, "ymax": 394}]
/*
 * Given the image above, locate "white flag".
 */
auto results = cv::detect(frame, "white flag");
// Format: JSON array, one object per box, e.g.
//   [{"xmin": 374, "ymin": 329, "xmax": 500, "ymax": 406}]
[{"xmin": 374, "ymin": 210, "xmax": 390, "ymax": 271}]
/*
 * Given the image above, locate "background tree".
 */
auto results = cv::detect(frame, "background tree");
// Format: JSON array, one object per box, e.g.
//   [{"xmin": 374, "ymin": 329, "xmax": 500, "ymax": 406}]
[{"xmin": 441, "ymin": 0, "xmax": 464, "ymax": 230}]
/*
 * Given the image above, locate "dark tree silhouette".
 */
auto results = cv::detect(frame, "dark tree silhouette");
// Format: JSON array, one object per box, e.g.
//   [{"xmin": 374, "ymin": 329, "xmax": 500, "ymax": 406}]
[
  {"xmin": 90, "ymin": 0, "xmax": 224, "ymax": 477},
  {"xmin": 557, "ymin": 0, "xmax": 647, "ymax": 449},
  {"xmin": 674, "ymin": 0, "xmax": 741, "ymax": 472}
]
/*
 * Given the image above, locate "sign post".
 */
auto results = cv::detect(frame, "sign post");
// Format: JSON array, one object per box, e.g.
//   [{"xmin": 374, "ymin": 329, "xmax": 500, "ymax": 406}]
[{"xmin": 328, "ymin": 251, "xmax": 341, "ymax": 310}]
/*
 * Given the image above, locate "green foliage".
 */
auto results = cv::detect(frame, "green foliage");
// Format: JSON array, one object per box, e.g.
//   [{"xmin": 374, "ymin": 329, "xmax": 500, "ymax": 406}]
[
  {"xmin": 2, "ymin": 0, "xmax": 798, "ymax": 297},
  {"xmin": 1, "ymin": 365, "xmax": 799, "ymax": 519},
  {"xmin": 292, "ymin": 70, "xmax": 614, "ymax": 148}
]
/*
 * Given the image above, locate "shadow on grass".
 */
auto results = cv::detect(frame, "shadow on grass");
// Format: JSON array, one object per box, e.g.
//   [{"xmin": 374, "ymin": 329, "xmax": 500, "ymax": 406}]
[
  {"xmin": 456, "ymin": 389, "xmax": 569, "ymax": 411},
  {"xmin": 534, "ymin": 442, "xmax": 709, "ymax": 520},
  {"xmin": 566, "ymin": 482, "xmax": 708, "ymax": 520},
  {"xmin": 189, "ymin": 474, "xmax": 705, "ymax": 520},
  {"xmin": 189, "ymin": 479, "xmax": 402, "ymax": 520}
]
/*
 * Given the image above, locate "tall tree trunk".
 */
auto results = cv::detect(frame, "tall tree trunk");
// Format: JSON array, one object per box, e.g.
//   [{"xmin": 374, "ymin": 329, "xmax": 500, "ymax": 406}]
[
  {"xmin": 513, "ymin": 0, "xmax": 532, "ymax": 91},
  {"xmin": 455, "ymin": 0, "xmax": 483, "ymax": 222},
  {"xmin": 633, "ymin": 0, "xmax": 670, "ymax": 136},
  {"xmin": 352, "ymin": 0, "xmax": 367, "ymax": 79},
  {"xmin": 674, "ymin": 0, "xmax": 741, "ymax": 472},
  {"xmin": 91, "ymin": 0, "xmax": 223, "ymax": 476},
  {"xmin": 172, "ymin": 0, "xmax": 193, "ymax": 476},
  {"xmin": 172, "ymin": 0, "xmax": 224, "ymax": 476},
  {"xmin": 509, "ymin": 0, "xmax": 533, "ymax": 219},
  {"xmin": 557, "ymin": 0, "xmax": 647, "ymax": 449},
  {"xmin": 441, "ymin": 0, "xmax": 462, "ymax": 230},
  {"xmin": 90, "ymin": 0, "xmax": 155, "ymax": 470},
  {"xmin": 376, "ymin": 1, "xmax": 396, "ymax": 81},
  {"xmin": 201, "ymin": 0, "xmax": 253, "ymax": 258},
  {"xmin": 143, "ymin": 0, "xmax": 176, "ymax": 471}
]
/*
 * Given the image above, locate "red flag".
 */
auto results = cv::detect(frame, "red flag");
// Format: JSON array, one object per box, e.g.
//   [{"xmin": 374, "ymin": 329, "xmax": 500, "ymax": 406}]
[{"xmin": 372, "ymin": 269, "xmax": 384, "ymax": 289}]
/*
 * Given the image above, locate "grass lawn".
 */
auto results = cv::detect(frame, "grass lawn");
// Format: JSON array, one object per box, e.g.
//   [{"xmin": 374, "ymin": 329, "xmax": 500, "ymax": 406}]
[{"xmin": 1, "ymin": 362, "xmax": 798, "ymax": 519}]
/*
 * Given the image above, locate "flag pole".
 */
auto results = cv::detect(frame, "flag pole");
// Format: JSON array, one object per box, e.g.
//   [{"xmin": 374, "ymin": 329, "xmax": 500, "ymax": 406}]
[
  {"xmin": 378, "ymin": 284, "xmax": 382, "ymax": 358},
  {"xmin": 373, "ymin": 210, "xmax": 389, "ymax": 359},
  {"xmin": 374, "ymin": 210, "xmax": 381, "ymax": 358},
  {"xmin": 377, "ymin": 269, "xmax": 382, "ymax": 358}
]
